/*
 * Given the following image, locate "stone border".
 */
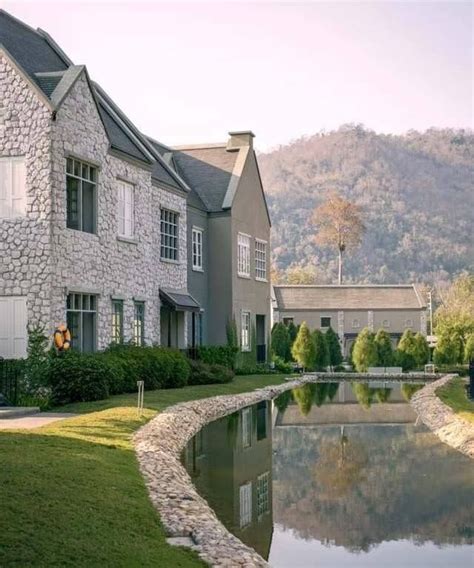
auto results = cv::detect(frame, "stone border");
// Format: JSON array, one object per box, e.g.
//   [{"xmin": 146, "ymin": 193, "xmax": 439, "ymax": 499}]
[
  {"xmin": 410, "ymin": 375, "xmax": 474, "ymax": 459},
  {"xmin": 133, "ymin": 372, "xmax": 446, "ymax": 567},
  {"xmin": 134, "ymin": 376, "xmax": 319, "ymax": 567}
]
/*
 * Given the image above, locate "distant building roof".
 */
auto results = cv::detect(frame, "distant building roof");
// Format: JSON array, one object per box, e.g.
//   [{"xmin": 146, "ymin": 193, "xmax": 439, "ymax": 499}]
[{"xmin": 273, "ymin": 285, "xmax": 426, "ymax": 311}]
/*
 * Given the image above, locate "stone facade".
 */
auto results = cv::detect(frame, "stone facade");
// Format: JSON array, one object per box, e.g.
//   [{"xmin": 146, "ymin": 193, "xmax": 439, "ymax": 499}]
[{"xmin": 0, "ymin": 57, "xmax": 188, "ymax": 350}]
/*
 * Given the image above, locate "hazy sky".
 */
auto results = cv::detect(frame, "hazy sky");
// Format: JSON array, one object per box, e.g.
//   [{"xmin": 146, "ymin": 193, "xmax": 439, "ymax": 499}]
[{"xmin": 2, "ymin": 1, "xmax": 472, "ymax": 150}]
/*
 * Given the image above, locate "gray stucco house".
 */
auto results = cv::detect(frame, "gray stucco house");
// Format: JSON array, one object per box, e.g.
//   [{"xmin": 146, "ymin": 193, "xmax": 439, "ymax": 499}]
[
  {"xmin": 0, "ymin": 10, "xmax": 271, "ymax": 361},
  {"xmin": 147, "ymin": 132, "xmax": 272, "ymax": 362},
  {"xmin": 273, "ymin": 284, "xmax": 427, "ymax": 357}
]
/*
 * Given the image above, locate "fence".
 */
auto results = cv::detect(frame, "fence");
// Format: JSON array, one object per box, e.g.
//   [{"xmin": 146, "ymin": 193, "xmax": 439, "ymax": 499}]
[{"xmin": 0, "ymin": 358, "xmax": 24, "ymax": 406}]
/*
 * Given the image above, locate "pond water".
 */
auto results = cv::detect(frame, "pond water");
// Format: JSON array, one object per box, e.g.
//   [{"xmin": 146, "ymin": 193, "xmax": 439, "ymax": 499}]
[{"xmin": 182, "ymin": 381, "xmax": 474, "ymax": 568}]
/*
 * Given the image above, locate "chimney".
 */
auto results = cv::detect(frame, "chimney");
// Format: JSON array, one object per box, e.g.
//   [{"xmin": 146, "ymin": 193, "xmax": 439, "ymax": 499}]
[{"xmin": 227, "ymin": 130, "xmax": 255, "ymax": 151}]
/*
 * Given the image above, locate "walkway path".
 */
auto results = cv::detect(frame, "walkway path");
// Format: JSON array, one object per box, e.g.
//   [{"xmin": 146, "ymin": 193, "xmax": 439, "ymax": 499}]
[{"xmin": 0, "ymin": 412, "xmax": 76, "ymax": 429}]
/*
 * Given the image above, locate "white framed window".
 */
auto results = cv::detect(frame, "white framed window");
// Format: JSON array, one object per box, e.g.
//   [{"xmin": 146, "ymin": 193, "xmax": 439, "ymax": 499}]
[
  {"xmin": 239, "ymin": 482, "xmax": 252, "ymax": 528},
  {"xmin": 66, "ymin": 157, "xmax": 97, "ymax": 233},
  {"xmin": 133, "ymin": 301, "xmax": 145, "ymax": 346},
  {"xmin": 321, "ymin": 316, "xmax": 331, "ymax": 328},
  {"xmin": 0, "ymin": 157, "xmax": 26, "ymax": 219},
  {"xmin": 241, "ymin": 311, "xmax": 251, "ymax": 352},
  {"xmin": 352, "ymin": 319, "xmax": 360, "ymax": 329},
  {"xmin": 255, "ymin": 239, "xmax": 267, "ymax": 281},
  {"xmin": 160, "ymin": 209, "xmax": 179, "ymax": 261},
  {"xmin": 237, "ymin": 233, "xmax": 251, "ymax": 277},
  {"xmin": 117, "ymin": 180, "xmax": 134, "ymax": 238},
  {"xmin": 192, "ymin": 227, "xmax": 203, "ymax": 270},
  {"xmin": 382, "ymin": 319, "xmax": 390, "ymax": 328},
  {"xmin": 405, "ymin": 319, "xmax": 413, "ymax": 328},
  {"xmin": 257, "ymin": 472, "xmax": 270, "ymax": 520},
  {"xmin": 241, "ymin": 407, "xmax": 252, "ymax": 448},
  {"xmin": 111, "ymin": 299, "xmax": 124, "ymax": 344}
]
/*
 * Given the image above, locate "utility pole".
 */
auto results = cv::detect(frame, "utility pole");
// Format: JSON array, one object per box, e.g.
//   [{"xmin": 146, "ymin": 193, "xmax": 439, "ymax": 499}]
[{"xmin": 428, "ymin": 290, "xmax": 433, "ymax": 336}]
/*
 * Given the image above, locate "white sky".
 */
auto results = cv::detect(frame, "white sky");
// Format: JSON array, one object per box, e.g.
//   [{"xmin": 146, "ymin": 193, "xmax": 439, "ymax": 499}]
[{"xmin": 2, "ymin": 1, "xmax": 473, "ymax": 151}]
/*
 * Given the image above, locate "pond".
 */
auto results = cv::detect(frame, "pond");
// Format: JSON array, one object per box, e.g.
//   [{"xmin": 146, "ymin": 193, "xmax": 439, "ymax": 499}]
[{"xmin": 182, "ymin": 381, "xmax": 474, "ymax": 567}]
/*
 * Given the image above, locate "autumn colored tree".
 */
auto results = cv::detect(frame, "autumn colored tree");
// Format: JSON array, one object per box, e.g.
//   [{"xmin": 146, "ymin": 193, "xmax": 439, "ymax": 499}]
[{"xmin": 312, "ymin": 192, "xmax": 366, "ymax": 284}]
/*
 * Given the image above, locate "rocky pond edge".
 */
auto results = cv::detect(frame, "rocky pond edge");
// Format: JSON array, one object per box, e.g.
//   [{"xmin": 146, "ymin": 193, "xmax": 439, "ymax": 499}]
[
  {"xmin": 133, "ymin": 372, "xmax": 447, "ymax": 568},
  {"xmin": 411, "ymin": 374, "xmax": 474, "ymax": 459}
]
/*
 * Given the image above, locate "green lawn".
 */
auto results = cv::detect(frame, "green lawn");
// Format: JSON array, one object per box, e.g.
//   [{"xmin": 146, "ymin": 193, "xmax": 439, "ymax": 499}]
[
  {"xmin": 0, "ymin": 374, "xmax": 288, "ymax": 567},
  {"xmin": 436, "ymin": 377, "xmax": 474, "ymax": 423}
]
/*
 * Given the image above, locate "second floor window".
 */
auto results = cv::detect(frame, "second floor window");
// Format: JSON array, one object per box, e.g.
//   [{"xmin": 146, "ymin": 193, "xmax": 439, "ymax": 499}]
[
  {"xmin": 111, "ymin": 300, "xmax": 124, "ymax": 343},
  {"xmin": 237, "ymin": 233, "xmax": 250, "ymax": 277},
  {"xmin": 241, "ymin": 311, "xmax": 251, "ymax": 352},
  {"xmin": 255, "ymin": 239, "xmax": 267, "ymax": 281},
  {"xmin": 66, "ymin": 157, "xmax": 97, "ymax": 233},
  {"xmin": 0, "ymin": 156, "xmax": 26, "ymax": 219},
  {"xmin": 192, "ymin": 227, "xmax": 203, "ymax": 270},
  {"xmin": 161, "ymin": 209, "xmax": 178, "ymax": 260},
  {"xmin": 117, "ymin": 180, "xmax": 134, "ymax": 238},
  {"xmin": 133, "ymin": 301, "xmax": 145, "ymax": 346}
]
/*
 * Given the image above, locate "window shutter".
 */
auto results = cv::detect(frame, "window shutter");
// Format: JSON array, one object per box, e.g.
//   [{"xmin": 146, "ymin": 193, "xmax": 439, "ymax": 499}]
[
  {"xmin": 0, "ymin": 297, "xmax": 27, "ymax": 359},
  {"xmin": 0, "ymin": 160, "xmax": 10, "ymax": 218},
  {"xmin": 11, "ymin": 159, "xmax": 26, "ymax": 217}
]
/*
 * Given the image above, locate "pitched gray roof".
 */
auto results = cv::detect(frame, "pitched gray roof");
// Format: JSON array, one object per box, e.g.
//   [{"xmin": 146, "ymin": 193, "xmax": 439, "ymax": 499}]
[
  {"xmin": 274, "ymin": 285, "xmax": 426, "ymax": 311},
  {"xmin": 172, "ymin": 146, "xmax": 239, "ymax": 212},
  {"xmin": 0, "ymin": 10, "xmax": 68, "ymax": 81},
  {"xmin": 34, "ymin": 72, "xmax": 63, "ymax": 97}
]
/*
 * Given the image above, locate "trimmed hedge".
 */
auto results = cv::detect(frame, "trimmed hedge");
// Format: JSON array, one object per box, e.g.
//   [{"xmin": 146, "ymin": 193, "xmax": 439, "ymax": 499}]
[
  {"xmin": 196, "ymin": 345, "xmax": 238, "ymax": 369},
  {"xmin": 188, "ymin": 360, "xmax": 234, "ymax": 385}
]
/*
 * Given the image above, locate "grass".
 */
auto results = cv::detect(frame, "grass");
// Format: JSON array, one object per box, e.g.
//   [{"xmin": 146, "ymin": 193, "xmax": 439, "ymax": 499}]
[
  {"xmin": 436, "ymin": 377, "xmax": 474, "ymax": 423},
  {"xmin": 0, "ymin": 374, "xmax": 288, "ymax": 567}
]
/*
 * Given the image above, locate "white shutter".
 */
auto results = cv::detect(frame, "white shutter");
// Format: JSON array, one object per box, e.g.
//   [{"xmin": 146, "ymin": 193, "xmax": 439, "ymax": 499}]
[
  {"xmin": 11, "ymin": 159, "xmax": 26, "ymax": 217},
  {"xmin": 117, "ymin": 180, "xmax": 134, "ymax": 237},
  {"xmin": 0, "ymin": 158, "xmax": 26, "ymax": 219},
  {"xmin": 0, "ymin": 297, "xmax": 27, "ymax": 359}
]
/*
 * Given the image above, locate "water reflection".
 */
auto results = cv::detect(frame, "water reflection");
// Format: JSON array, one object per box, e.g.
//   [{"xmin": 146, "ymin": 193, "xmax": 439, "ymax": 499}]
[{"xmin": 183, "ymin": 381, "xmax": 474, "ymax": 567}]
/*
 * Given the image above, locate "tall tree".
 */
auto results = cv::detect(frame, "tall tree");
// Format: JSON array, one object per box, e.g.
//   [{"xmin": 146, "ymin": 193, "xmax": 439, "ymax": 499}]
[
  {"xmin": 352, "ymin": 328, "xmax": 378, "ymax": 372},
  {"xmin": 396, "ymin": 329, "xmax": 418, "ymax": 370},
  {"xmin": 374, "ymin": 329, "xmax": 394, "ymax": 366},
  {"xmin": 325, "ymin": 327, "xmax": 343, "ymax": 368},
  {"xmin": 413, "ymin": 332, "xmax": 430, "ymax": 366},
  {"xmin": 291, "ymin": 322, "xmax": 316, "ymax": 371},
  {"xmin": 271, "ymin": 323, "xmax": 291, "ymax": 361},
  {"xmin": 312, "ymin": 191, "xmax": 366, "ymax": 284},
  {"xmin": 312, "ymin": 329, "xmax": 330, "ymax": 370}
]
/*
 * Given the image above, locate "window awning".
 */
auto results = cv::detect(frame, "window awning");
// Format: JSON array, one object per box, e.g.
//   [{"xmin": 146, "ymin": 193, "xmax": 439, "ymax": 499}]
[{"xmin": 159, "ymin": 288, "xmax": 201, "ymax": 313}]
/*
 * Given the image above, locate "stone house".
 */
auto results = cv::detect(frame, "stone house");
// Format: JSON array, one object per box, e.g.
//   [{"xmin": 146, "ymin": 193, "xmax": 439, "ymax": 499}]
[
  {"xmin": 0, "ymin": 10, "xmax": 271, "ymax": 361},
  {"xmin": 148, "ymin": 134, "xmax": 272, "ymax": 362},
  {"xmin": 273, "ymin": 284, "xmax": 427, "ymax": 356}
]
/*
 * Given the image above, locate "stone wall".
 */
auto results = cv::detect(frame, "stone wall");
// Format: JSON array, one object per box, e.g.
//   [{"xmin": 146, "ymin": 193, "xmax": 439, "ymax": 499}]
[
  {"xmin": 411, "ymin": 375, "xmax": 474, "ymax": 458},
  {"xmin": 0, "ymin": 54, "xmax": 54, "ymax": 327},
  {"xmin": 1, "ymin": 61, "xmax": 188, "ymax": 348}
]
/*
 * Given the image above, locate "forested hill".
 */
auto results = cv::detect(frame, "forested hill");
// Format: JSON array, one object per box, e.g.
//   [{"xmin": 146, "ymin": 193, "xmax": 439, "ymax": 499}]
[{"xmin": 258, "ymin": 126, "xmax": 473, "ymax": 286}]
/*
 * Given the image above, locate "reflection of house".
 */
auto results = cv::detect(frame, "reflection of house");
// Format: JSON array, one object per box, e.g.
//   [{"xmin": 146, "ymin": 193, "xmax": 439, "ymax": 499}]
[
  {"xmin": 183, "ymin": 401, "xmax": 273, "ymax": 559},
  {"xmin": 273, "ymin": 284, "xmax": 427, "ymax": 356}
]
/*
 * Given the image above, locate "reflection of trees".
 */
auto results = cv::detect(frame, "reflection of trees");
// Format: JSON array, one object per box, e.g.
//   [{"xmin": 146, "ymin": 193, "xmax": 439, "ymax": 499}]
[
  {"xmin": 327, "ymin": 382, "xmax": 339, "ymax": 401},
  {"xmin": 313, "ymin": 426, "xmax": 368, "ymax": 498},
  {"xmin": 375, "ymin": 387, "xmax": 392, "ymax": 403},
  {"xmin": 351, "ymin": 382, "xmax": 376, "ymax": 408},
  {"xmin": 274, "ymin": 390, "xmax": 293, "ymax": 414},
  {"xmin": 401, "ymin": 383, "xmax": 424, "ymax": 401},
  {"xmin": 313, "ymin": 383, "xmax": 330, "ymax": 406},
  {"xmin": 292, "ymin": 384, "xmax": 315, "ymax": 416},
  {"xmin": 273, "ymin": 424, "xmax": 474, "ymax": 552}
]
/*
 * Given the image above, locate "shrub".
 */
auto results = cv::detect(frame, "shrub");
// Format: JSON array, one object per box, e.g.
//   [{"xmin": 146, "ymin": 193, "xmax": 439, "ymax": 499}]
[
  {"xmin": 272, "ymin": 355, "xmax": 293, "ymax": 374},
  {"xmin": 433, "ymin": 333, "xmax": 462, "ymax": 365},
  {"xmin": 352, "ymin": 328, "xmax": 378, "ymax": 372},
  {"xmin": 235, "ymin": 363, "xmax": 272, "ymax": 375},
  {"xmin": 374, "ymin": 329, "xmax": 393, "ymax": 366},
  {"xmin": 413, "ymin": 332, "xmax": 430, "ymax": 366},
  {"xmin": 23, "ymin": 325, "xmax": 50, "ymax": 395},
  {"xmin": 312, "ymin": 329, "xmax": 329, "ymax": 370},
  {"xmin": 188, "ymin": 360, "xmax": 234, "ymax": 385},
  {"xmin": 396, "ymin": 329, "xmax": 418, "ymax": 371},
  {"xmin": 197, "ymin": 345, "xmax": 238, "ymax": 369},
  {"xmin": 271, "ymin": 323, "xmax": 291, "ymax": 361},
  {"xmin": 48, "ymin": 351, "xmax": 111, "ymax": 405},
  {"xmin": 292, "ymin": 322, "xmax": 316, "ymax": 370},
  {"xmin": 325, "ymin": 327, "xmax": 343, "ymax": 367}
]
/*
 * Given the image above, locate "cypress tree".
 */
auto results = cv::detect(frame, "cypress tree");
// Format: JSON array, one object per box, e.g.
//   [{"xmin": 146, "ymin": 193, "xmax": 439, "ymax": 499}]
[
  {"xmin": 396, "ymin": 329, "xmax": 418, "ymax": 370},
  {"xmin": 271, "ymin": 323, "xmax": 291, "ymax": 361},
  {"xmin": 352, "ymin": 327, "xmax": 378, "ymax": 372},
  {"xmin": 325, "ymin": 327, "xmax": 343, "ymax": 367},
  {"xmin": 374, "ymin": 329, "xmax": 394, "ymax": 366},
  {"xmin": 312, "ymin": 329, "xmax": 330, "ymax": 370},
  {"xmin": 291, "ymin": 322, "xmax": 316, "ymax": 370}
]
